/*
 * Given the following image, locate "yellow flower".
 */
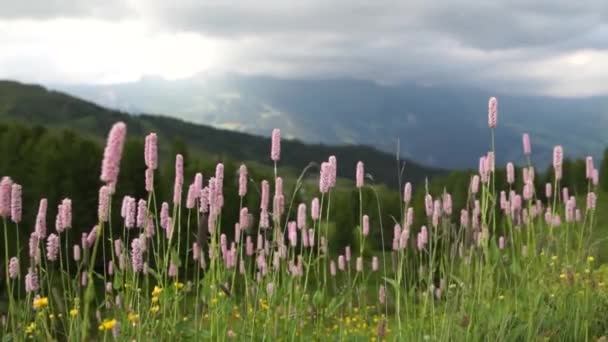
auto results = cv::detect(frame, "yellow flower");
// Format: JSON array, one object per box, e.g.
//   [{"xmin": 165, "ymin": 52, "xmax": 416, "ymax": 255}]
[
  {"xmin": 150, "ymin": 305, "xmax": 160, "ymax": 313},
  {"xmin": 498, "ymin": 295, "xmax": 505, "ymax": 300},
  {"xmin": 33, "ymin": 297, "xmax": 49, "ymax": 310},
  {"xmin": 128, "ymin": 313, "xmax": 139, "ymax": 323},
  {"xmin": 588, "ymin": 256, "xmax": 595, "ymax": 263},
  {"xmin": 585, "ymin": 268, "xmax": 591, "ymax": 274},
  {"xmin": 559, "ymin": 273, "xmax": 566, "ymax": 279},
  {"xmin": 174, "ymin": 282, "xmax": 184, "ymax": 290},
  {"xmin": 152, "ymin": 286, "xmax": 163, "ymax": 296},
  {"xmin": 70, "ymin": 309, "xmax": 79, "ymax": 317},
  {"xmin": 100, "ymin": 319, "xmax": 117, "ymax": 331},
  {"xmin": 49, "ymin": 314, "xmax": 55, "ymax": 320},
  {"xmin": 551, "ymin": 255, "xmax": 558, "ymax": 261},
  {"xmin": 152, "ymin": 296, "xmax": 159, "ymax": 304},
  {"xmin": 25, "ymin": 322, "xmax": 36, "ymax": 334}
]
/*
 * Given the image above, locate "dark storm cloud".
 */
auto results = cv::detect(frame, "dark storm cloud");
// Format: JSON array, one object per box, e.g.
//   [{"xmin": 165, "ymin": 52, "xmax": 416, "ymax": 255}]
[
  {"xmin": 139, "ymin": 0, "xmax": 608, "ymax": 50},
  {"xmin": 2, "ymin": 0, "xmax": 608, "ymax": 94}
]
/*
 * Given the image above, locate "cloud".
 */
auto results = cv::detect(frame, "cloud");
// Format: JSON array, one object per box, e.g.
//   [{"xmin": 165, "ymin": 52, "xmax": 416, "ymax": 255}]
[
  {"xmin": 2, "ymin": 0, "xmax": 608, "ymax": 96},
  {"xmin": 0, "ymin": 0, "xmax": 133, "ymax": 19}
]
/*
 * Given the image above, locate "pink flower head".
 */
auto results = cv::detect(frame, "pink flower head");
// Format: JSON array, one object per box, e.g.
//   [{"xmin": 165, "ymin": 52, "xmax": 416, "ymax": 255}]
[
  {"xmin": 301, "ymin": 227, "xmax": 309, "ymax": 247},
  {"xmin": 416, "ymin": 233, "xmax": 425, "ymax": 251},
  {"xmin": 393, "ymin": 223, "xmax": 402, "ymax": 241},
  {"xmin": 307, "ymin": 228, "xmax": 315, "ymax": 247},
  {"xmin": 553, "ymin": 145, "xmax": 563, "ymax": 180},
  {"xmin": 46, "ymin": 233, "xmax": 60, "ymax": 261},
  {"xmin": 586, "ymin": 156, "xmax": 594, "ymax": 180},
  {"xmin": 420, "ymin": 226, "xmax": 428, "ymax": 244},
  {"xmin": 86, "ymin": 226, "xmax": 98, "ymax": 248},
  {"xmin": 403, "ymin": 182, "xmax": 412, "ymax": 203},
  {"xmin": 562, "ymin": 187, "xmax": 569, "ymax": 204},
  {"xmin": 144, "ymin": 133, "xmax": 158, "ymax": 170},
  {"xmin": 274, "ymin": 177, "xmax": 283, "ymax": 198},
  {"xmin": 215, "ymin": 163, "xmax": 224, "ymax": 189},
  {"xmin": 470, "ymin": 175, "xmax": 480, "ymax": 194},
  {"xmin": 372, "ymin": 256, "xmax": 379, "ymax": 272},
  {"xmin": 356, "ymin": 161, "xmax": 364, "ymax": 188},
  {"xmin": 345, "ymin": 245, "xmax": 352, "ymax": 261},
  {"xmin": 165, "ymin": 217, "xmax": 173, "ymax": 239},
  {"xmin": 61, "ymin": 198, "xmax": 72, "ymax": 229},
  {"xmin": 506, "ymin": 162, "xmax": 515, "ymax": 185},
  {"xmin": 356, "ymin": 257, "xmax": 363, "ymax": 272},
  {"xmin": 98, "ymin": 186, "xmax": 110, "ymax": 223},
  {"xmin": 10, "ymin": 183, "xmax": 21, "ymax": 223},
  {"xmin": 160, "ymin": 202, "xmax": 170, "ymax": 230},
  {"xmin": 0, "ymin": 176, "xmax": 11, "ymax": 218},
  {"xmin": 168, "ymin": 262, "xmax": 178, "ymax": 278},
  {"xmin": 523, "ymin": 183, "xmax": 534, "ymax": 201},
  {"xmin": 145, "ymin": 218, "xmax": 155, "ymax": 238},
  {"xmin": 424, "ymin": 194, "xmax": 433, "ymax": 217},
  {"xmin": 460, "ymin": 209, "xmax": 469, "ymax": 227},
  {"xmin": 479, "ymin": 156, "xmax": 489, "ymax": 183},
  {"xmin": 319, "ymin": 162, "xmax": 331, "ymax": 194},
  {"xmin": 486, "ymin": 151, "xmax": 495, "ymax": 173},
  {"xmin": 288, "ymin": 221, "xmax": 297, "ymax": 247},
  {"xmin": 246, "ymin": 236, "xmax": 254, "ymax": 256},
  {"xmin": 125, "ymin": 197, "xmax": 136, "ymax": 229},
  {"xmin": 488, "ymin": 97, "xmax": 497, "ymax": 128},
  {"xmin": 498, "ymin": 236, "xmax": 506, "ymax": 250},
  {"xmin": 35, "ymin": 199, "xmax": 48, "ymax": 239},
  {"xmin": 239, "ymin": 207, "xmax": 249, "ymax": 229},
  {"xmin": 238, "ymin": 164, "xmax": 248, "ymax": 197},
  {"xmin": 297, "ymin": 203, "xmax": 306, "ymax": 229},
  {"xmin": 260, "ymin": 180, "xmax": 270, "ymax": 211},
  {"xmin": 25, "ymin": 268, "xmax": 39, "ymax": 293},
  {"xmin": 330, "ymin": 260, "xmax": 337, "ymax": 276},
  {"xmin": 100, "ymin": 122, "xmax": 127, "ymax": 185},
  {"xmin": 9, "ymin": 257, "xmax": 19, "ymax": 279},
  {"xmin": 73, "ymin": 245, "xmax": 81, "ymax": 261},
  {"xmin": 186, "ymin": 184, "xmax": 196, "ymax": 209},
  {"xmin": 144, "ymin": 168, "xmax": 154, "ymax": 193},
  {"xmin": 362, "ymin": 215, "xmax": 370, "ymax": 237},
  {"xmin": 131, "ymin": 238, "xmax": 144, "ymax": 273},
  {"xmin": 173, "ymin": 154, "xmax": 184, "ymax": 205},
  {"xmin": 271, "ymin": 128, "xmax": 281, "ymax": 161},
  {"xmin": 406, "ymin": 207, "xmax": 414, "ymax": 227},
  {"xmin": 137, "ymin": 199, "xmax": 147, "ymax": 227},
  {"xmin": 442, "ymin": 193, "xmax": 453, "ymax": 215},
  {"xmin": 522, "ymin": 133, "xmax": 531, "ymax": 156},
  {"xmin": 545, "ymin": 183, "xmax": 552, "ymax": 198},
  {"xmin": 500, "ymin": 191, "xmax": 507, "ymax": 210},
  {"xmin": 311, "ymin": 197, "xmax": 320, "ymax": 221},
  {"xmin": 328, "ymin": 156, "xmax": 337, "ymax": 188},
  {"xmin": 338, "ymin": 255, "xmax": 346, "ymax": 271}
]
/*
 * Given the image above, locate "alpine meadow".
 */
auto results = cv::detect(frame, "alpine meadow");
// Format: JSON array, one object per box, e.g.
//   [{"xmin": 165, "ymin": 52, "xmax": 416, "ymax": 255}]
[{"xmin": 1, "ymin": 94, "xmax": 608, "ymax": 341}]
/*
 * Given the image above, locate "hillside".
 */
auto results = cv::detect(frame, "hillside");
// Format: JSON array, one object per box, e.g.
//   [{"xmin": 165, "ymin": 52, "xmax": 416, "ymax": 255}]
[{"xmin": 0, "ymin": 80, "xmax": 444, "ymax": 188}]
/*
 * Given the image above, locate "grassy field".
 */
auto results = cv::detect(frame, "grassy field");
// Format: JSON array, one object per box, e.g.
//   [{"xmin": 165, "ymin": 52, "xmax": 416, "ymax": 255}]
[{"xmin": 2, "ymin": 100, "xmax": 608, "ymax": 341}]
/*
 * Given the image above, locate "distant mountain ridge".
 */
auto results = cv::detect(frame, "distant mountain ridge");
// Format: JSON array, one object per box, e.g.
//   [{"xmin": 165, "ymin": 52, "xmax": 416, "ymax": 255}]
[
  {"xmin": 0, "ymin": 80, "xmax": 443, "ymax": 188},
  {"xmin": 51, "ymin": 73, "xmax": 608, "ymax": 169}
]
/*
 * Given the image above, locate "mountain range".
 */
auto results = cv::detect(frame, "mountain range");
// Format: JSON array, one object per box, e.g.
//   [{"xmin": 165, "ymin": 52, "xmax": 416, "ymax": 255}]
[
  {"xmin": 0, "ymin": 80, "xmax": 442, "ymax": 188},
  {"xmin": 51, "ymin": 73, "xmax": 608, "ymax": 169}
]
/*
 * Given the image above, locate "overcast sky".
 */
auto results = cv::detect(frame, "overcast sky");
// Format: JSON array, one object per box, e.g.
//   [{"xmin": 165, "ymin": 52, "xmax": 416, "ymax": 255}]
[{"xmin": 1, "ymin": 0, "xmax": 608, "ymax": 96}]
